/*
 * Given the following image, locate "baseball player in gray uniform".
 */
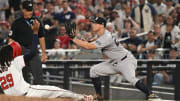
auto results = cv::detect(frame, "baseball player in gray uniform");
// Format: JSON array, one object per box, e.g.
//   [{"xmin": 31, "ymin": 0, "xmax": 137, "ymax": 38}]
[{"xmin": 71, "ymin": 17, "xmax": 161, "ymax": 101}]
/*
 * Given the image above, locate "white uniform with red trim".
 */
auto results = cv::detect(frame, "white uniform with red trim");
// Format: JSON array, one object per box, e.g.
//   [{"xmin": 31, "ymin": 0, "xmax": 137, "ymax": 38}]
[{"xmin": 0, "ymin": 56, "xmax": 84, "ymax": 99}]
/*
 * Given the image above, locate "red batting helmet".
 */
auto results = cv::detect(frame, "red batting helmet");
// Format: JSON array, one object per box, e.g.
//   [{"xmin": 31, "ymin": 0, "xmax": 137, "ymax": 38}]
[{"xmin": 9, "ymin": 42, "xmax": 22, "ymax": 58}]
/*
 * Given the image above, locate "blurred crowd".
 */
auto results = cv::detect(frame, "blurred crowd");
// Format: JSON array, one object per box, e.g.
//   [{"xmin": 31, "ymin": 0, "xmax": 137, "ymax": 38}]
[{"xmin": 0, "ymin": 0, "xmax": 180, "ymax": 60}]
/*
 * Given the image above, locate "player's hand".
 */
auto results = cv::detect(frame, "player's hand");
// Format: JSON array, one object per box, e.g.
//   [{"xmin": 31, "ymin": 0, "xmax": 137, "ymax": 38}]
[
  {"xmin": 31, "ymin": 20, "xmax": 40, "ymax": 34},
  {"xmin": 41, "ymin": 52, "xmax": 47, "ymax": 62}
]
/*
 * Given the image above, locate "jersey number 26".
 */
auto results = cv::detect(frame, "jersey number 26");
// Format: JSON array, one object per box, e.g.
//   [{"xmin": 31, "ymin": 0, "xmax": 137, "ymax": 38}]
[{"xmin": 0, "ymin": 74, "xmax": 14, "ymax": 90}]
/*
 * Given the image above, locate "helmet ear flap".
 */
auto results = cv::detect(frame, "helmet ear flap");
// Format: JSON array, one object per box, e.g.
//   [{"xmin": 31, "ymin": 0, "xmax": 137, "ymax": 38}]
[{"xmin": 9, "ymin": 42, "xmax": 22, "ymax": 58}]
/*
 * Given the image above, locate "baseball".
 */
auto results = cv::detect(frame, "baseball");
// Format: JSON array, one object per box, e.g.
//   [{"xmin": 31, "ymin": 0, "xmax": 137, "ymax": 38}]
[{"xmin": 45, "ymin": 24, "xmax": 50, "ymax": 30}]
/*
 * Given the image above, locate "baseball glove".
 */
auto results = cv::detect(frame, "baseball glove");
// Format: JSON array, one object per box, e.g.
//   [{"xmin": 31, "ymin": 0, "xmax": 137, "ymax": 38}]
[{"xmin": 65, "ymin": 20, "xmax": 76, "ymax": 39}]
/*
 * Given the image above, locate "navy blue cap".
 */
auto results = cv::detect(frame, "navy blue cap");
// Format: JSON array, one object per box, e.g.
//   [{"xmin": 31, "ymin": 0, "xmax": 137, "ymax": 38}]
[
  {"xmin": 90, "ymin": 17, "xmax": 106, "ymax": 27},
  {"xmin": 22, "ymin": 0, "xmax": 33, "ymax": 11}
]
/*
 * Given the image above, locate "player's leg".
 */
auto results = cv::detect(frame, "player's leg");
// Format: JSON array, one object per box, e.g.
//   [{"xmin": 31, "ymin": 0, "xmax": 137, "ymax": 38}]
[
  {"xmin": 21, "ymin": 46, "xmax": 44, "ymax": 85},
  {"xmin": 117, "ymin": 58, "xmax": 152, "ymax": 96},
  {"xmin": 119, "ymin": 56, "xmax": 161, "ymax": 100},
  {"xmin": 29, "ymin": 54, "xmax": 45, "ymax": 84},
  {"xmin": 25, "ymin": 85, "xmax": 93, "ymax": 101},
  {"xmin": 0, "ymin": 87, "xmax": 3, "ymax": 94},
  {"xmin": 22, "ymin": 66, "xmax": 31, "ymax": 83},
  {"xmin": 110, "ymin": 75, "xmax": 117, "ymax": 85},
  {"xmin": 90, "ymin": 61, "xmax": 116, "ymax": 101},
  {"xmin": 21, "ymin": 46, "xmax": 32, "ymax": 83}
]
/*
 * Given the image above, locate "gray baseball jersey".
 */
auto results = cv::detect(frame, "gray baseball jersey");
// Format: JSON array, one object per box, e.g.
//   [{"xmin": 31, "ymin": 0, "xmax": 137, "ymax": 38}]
[
  {"xmin": 93, "ymin": 30, "xmax": 129, "ymax": 60},
  {"xmin": 91, "ymin": 30, "xmax": 138, "ymax": 85}
]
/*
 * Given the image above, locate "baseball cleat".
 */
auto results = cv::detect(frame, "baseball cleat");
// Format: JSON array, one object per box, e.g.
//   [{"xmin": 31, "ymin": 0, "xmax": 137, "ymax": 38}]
[{"xmin": 148, "ymin": 93, "xmax": 162, "ymax": 101}]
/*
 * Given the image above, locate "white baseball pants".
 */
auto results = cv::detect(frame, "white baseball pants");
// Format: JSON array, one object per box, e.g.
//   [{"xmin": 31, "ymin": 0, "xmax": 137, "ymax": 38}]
[{"xmin": 25, "ymin": 85, "xmax": 83, "ymax": 100}]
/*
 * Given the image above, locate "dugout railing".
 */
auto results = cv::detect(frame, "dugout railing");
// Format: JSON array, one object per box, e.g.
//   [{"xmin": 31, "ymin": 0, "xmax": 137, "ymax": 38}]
[{"xmin": 43, "ymin": 59, "xmax": 180, "ymax": 100}]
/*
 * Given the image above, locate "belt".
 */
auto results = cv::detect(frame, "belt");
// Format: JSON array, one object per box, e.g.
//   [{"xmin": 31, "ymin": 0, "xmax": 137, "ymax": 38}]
[
  {"xmin": 109, "ymin": 55, "xmax": 127, "ymax": 64},
  {"xmin": 121, "ymin": 55, "xmax": 127, "ymax": 61}
]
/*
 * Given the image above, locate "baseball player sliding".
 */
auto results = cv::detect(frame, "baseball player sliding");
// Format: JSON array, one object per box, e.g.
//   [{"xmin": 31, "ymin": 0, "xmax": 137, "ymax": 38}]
[
  {"xmin": 0, "ymin": 20, "xmax": 94, "ymax": 101},
  {"xmin": 65, "ymin": 17, "xmax": 162, "ymax": 101}
]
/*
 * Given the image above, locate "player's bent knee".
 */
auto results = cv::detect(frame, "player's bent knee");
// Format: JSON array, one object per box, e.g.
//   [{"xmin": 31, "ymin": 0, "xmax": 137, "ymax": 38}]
[
  {"xmin": 90, "ymin": 67, "xmax": 98, "ymax": 78},
  {"xmin": 127, "ymin": 77, "xmax": 139, "ymax": 86}
]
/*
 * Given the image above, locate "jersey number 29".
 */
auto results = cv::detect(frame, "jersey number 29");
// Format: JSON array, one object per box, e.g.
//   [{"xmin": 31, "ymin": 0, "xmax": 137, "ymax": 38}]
[{"xmin": 0, "ymin": 74, "xmax": 14, "ymax": 90}]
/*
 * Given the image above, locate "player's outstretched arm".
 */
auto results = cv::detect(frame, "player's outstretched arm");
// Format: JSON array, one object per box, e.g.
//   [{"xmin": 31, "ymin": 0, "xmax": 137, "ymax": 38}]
[
  {"xmin": 65, "ymin": 20, "xmax": 97, "ymax": 50},
  {"xmin": 72, "ymin": 38, "xmax": 97, "ymax": 50},
  {"xmin": 23, "ymin": 20, "xmax": 40, "ymax": 64}
]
